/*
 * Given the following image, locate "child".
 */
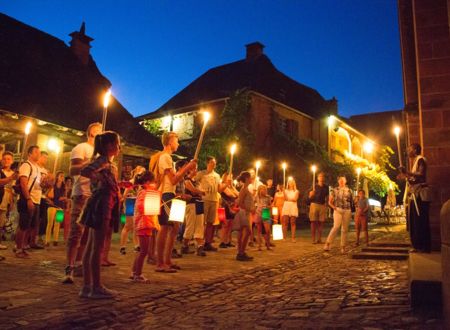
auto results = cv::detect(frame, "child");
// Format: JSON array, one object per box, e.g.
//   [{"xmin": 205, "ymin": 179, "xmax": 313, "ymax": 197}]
[
  {"xmin": 233, "ymin": 171, "xmax": 255, "ymax": 261},
  {"xmin": 131, "ymin": 171, "xmax": 160, "ymax": 283},
  {"xmin": 255, "ymin": 184, "xmax": 273, "ymax": 251},
  {"xmin": 355, "ymin": 189, "xmax": 370, "ymax": 246},
  {"xmin": 45, "ymin": 171, "xmax": 67, "ymax": 246},
  {"xmin": 79, "ymin": 131, "xmax": 121, "ymax": 299}
]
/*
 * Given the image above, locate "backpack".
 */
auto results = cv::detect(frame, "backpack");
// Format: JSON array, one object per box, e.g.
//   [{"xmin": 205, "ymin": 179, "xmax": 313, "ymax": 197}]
[
  {"xmin": 13, "ymin": 161, "xmax": 36, "ymax": 195},
  {"xmin": 149, "ymin": 151, "xmax": 164, "ymax": 189}
]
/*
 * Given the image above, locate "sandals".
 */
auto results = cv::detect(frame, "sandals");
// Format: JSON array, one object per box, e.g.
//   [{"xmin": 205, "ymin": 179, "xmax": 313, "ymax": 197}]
[{"xmin": 132, "ymin": 275, "xmax": 150, "ymax": 283}]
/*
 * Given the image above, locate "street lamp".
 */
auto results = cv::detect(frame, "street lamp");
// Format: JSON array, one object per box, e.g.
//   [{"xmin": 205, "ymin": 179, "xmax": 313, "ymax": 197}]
[
  {"xmin": 102, "ymin": 89, "xmax": 112, "ymax": 131},
  {"xmin": 393, "ymin": 126, "xmax": 403, "ymax": 167},
  {"xmin": 363, "ymin": 141, "xmax": 374, "ymax": 154}
]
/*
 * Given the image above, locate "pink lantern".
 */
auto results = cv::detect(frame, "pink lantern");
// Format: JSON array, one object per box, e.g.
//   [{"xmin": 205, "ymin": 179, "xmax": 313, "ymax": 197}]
[
  {"xmin": 218, "ymin": 207, "xmax": 226, "ymax": 223},
  {"xmin": 144, "ymin": 190, "xmax": 161, "ymax": 216}
]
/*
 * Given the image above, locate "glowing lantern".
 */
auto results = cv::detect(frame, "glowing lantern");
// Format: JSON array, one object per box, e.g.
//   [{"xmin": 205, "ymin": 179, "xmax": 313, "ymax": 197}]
[
  {"xmin": 272, "ymin": 224, "xmax": 284, "ymax": 240},
  {"xmin": 144, "ymin": 190, "xmax": 161, "ymax": 216},
  {"xmin": 272, "ymin": 207, "xmax": 278, "ymax": 216},
  {"xmin": 218, "ymin": 207, "xmax": 226, "ymax": 223},
  {"xmin": 261, "ymin": 208, "xmax": 271, "ymax": 222},
  {"xmin": 120, "ymin": 214, "xmax": 126, "ymax": 224},
  {"xmin": 169, "ymin": 199, "xmax": 186, "ymax": 223},
  {"xmin": 125, "ymin": 198, "xmax": 136, "ymax": 216},
  {"xmin": 55, "ymin": 209, "xmax": 64, "ymax": 223}
]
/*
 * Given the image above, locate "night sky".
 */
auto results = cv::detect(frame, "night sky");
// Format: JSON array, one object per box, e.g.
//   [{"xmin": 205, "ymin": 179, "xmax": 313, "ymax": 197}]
[{"xmin": 1, "ymin": 0, "xmax": 403, "ymax": 118}]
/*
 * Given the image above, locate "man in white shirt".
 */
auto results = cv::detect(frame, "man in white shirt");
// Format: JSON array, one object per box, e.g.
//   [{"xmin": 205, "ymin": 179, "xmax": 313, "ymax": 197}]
[
  {"xmin": 14, "ymin": 146, "xmax": 42, "ymax": 258},
  {"xmin": 63, "ymin": 122, "xmax": 102, "ymax": 283},
  {"xmin": 155, "ymin": 132, "xmax": 196, "ymax": 273},
  {"xmin": 195, "ymin": 156, "xmax": 227, "ymax": 251},
  {"xmin": 0, "ymin": 151, "xmax": 17, "ymax": 252}
]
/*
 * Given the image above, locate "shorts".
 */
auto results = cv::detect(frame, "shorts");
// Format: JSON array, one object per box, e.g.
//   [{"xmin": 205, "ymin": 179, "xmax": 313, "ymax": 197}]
[
  {"xmin": 203, "ymin": 201, "xmax": 219, "ymax": 225},
  {"xmin": 159, "ymin": 192, "xmax": 175, "ymax": 226},
  {"xmin": 137, "ymin": 228, "xmax": 152, "ymax": 236},
  {"xmin": 232, "ymin": 209, "xmax": 251, "ymax": 231},
  {"xmin": 18, "ymin": 203, "xmax": 40, "ymax": 230},
  {"xmin": 183, "ymin": 203, "xmax": 204, "ymax": 240},
  {"xmin": 309, "ymin": 203, "xmax": 327, "ymax": 222},
  {"xmin": 67, "ymin": 195, "xmax": 89, "ymax": 249},
  {"xmin": 355, "ymin": 214, "xmax": 368, "ymax": 227},
  {"xmin": 282, "ymin": 201, "xmax": 298, "ymax": 217}
]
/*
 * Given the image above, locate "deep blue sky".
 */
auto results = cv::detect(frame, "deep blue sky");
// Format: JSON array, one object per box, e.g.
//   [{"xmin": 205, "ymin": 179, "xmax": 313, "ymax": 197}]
[{"xmin": 2, "ymin": 1, "xmax": 403, "ymax": 118}]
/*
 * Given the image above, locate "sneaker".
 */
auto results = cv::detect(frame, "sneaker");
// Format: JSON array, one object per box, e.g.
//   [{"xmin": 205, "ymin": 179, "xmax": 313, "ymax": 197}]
[
  {"xmin": 73, "ymin": 265, "xmax": 83, "ymax": 277},
  {"xmin": 133, "ymin": 246, "xmax": 140, "ymax": 253},
  {"xmin": 219, "ymin": 242, "xmax": 228, "ymax": 248},
  {"xmin": 79, "ymin": 285, "xmax": 91, "ymax": 298},
  {"xmin": 171, "ymin": 249, "xmax": 182, "ymax": 258},
  {"xmin": 88, "ymin": 286, "xmax": 116, "ymax": 299},
  {"xmin": 0, "ymin": 244, "xmax": 7, "ymax": 250},
  {"xmin": 236, "ymin": 253, "xmax": 253, "ymax": 261},
  {"xmin": 196, "ymin": 246, "xmax": 206, "ymax": 257},
  {"xmin": 62, "ymin": 266, "xmax": 74, "ymax": 284},
  {"xmin": 181, "ymin": 246, "xmax": 194, "ymax": 254},
  {"xmin": 120, "ymin": 247, "xmax": 126, "ymax": 255},
  {"xmin": 204, "ymin": 244, "xmax": 218, "ymax": 252}
]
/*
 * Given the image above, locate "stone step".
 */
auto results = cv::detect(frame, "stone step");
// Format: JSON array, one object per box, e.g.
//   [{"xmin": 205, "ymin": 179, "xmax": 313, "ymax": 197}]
[
  {"xmin": 350, "ymin": 252, "xmax": 409, "ymax": 260},
  {"xmin": 370, "ymin": 242, "xmax": 410, "ymax": 248},
  {"xmin": 409, "ymin": 252, "xmax": 442, "ymax": 310},
  {"xmin": 361, "ymin": 247, "xmax": 409, "ymax": 254}
]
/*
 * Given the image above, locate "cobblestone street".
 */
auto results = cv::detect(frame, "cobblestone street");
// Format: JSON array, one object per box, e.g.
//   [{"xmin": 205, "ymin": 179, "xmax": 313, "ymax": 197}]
[{"xmin": 0, "ymin": 224, "xmax": 443, "ymax": 329}]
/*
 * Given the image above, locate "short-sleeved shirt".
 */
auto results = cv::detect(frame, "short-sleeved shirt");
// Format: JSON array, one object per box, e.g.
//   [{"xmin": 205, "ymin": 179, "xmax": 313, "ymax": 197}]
[
  {"xmin": 18, "ymin": 161, "xmax": 42, "ymax": 204},
  {"xmin": 158, "ymin": 152, "xmax": 175, "ymax": 194},
  {"xmin": 195, "ymin": 170, "xmax": 221, "ymax": 202},
  {"xmin": 0, "ymin": 168, "xmax": 15, "ymax": 210},
  {"xmin": 308, "ymin": 184, "xmax": 329, "ymax": 205},
  {"xmin": 71, "ymin": 142, "xmax": 94, "ymax": 197},
  {"xmin": 357, "ymin": 197, "xmax": 369, "ymax": 216},
  {"xmin": 331, "ymin": 186, "xmax": 353, "ymax": 210}
]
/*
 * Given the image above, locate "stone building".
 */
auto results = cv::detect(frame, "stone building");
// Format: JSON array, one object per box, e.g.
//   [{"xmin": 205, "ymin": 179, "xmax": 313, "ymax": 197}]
[
  {"xmin": 0, "ymin": 14, "xmax": 160, "ymax": 178},
  {"xmin": 138, "ymin": 42, "xmax": 376, "ymax": 186}
]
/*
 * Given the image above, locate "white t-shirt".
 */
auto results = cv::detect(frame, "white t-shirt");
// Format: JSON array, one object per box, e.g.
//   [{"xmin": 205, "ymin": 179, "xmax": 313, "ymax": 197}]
[
  {"xmin": 71, "ymin": 142, "xmax": 94, "ymax": 197},
  {"xmin": 18, "ymin": 161, "xmax": 42, "ymax": 204},
  {"xmin": 195, "ymin": 170, "xmax": 221, "ymax": 202},
  {"xmin": 158, "ymin": 152, "xmax": 175, "ymax": 194}
]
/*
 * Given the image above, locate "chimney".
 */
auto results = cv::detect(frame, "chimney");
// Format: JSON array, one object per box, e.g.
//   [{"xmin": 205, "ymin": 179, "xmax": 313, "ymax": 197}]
[
  {"xmin": 69, "ymin": 22, "xmax": 94, "ymax": 65},
  {"xmin": 245, "ymin": 42, "xmax": 265, "ymax": 60}
]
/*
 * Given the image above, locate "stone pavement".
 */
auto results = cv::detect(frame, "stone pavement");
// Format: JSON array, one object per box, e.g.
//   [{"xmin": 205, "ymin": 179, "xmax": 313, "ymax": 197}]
[{"xmin": 0, "ymin": 223, "xmax": 444, "ymax": 329}]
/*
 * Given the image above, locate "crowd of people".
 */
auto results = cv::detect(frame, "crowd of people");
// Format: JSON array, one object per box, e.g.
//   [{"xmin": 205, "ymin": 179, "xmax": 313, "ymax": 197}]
[{"xmin": 0, "ymin": 122, "xmax": 431, "ymax": 299}]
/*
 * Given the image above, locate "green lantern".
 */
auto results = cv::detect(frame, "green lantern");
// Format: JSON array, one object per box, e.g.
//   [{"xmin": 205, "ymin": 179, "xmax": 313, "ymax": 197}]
[
  {"xmin": 55, "ymin": 209, "xmax": 64, "ymax": 223},
  {"xmin": 261, "ymin": 208, "xmax": 271, "ymax": 221},
  {"xmin": 121, "ymin": 214, "xmax": 126, "ymax": 224}
]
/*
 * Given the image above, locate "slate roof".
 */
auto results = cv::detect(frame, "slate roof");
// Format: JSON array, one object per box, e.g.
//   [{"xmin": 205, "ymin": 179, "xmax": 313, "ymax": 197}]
[
  {"xmin": 139, "ymin": 50, "xmax": 333, "ymax": 119},
  {"xmin": 0, "ymin": 13, "xmax": 160, "ymax": 148}
]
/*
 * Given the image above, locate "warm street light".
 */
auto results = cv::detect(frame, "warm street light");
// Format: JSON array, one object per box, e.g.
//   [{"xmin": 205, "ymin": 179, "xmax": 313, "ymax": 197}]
[
  {"xmin": 393, "ymin": 125, "xmax": 403, "ymax": 167},
  {"xmin": 102, "ymin": 89, "xmax": 112, "ymax": 131},
  {"xmin": 194, "ymin": 111, "xmax": 211, "ymax": 160},
  {"xmin": 363, "ymin": 141, "xmax": 374, "ymax": 154},
  {"xmin": 327, "ymin": 115, "xmax": 335, "ymax": 127}
]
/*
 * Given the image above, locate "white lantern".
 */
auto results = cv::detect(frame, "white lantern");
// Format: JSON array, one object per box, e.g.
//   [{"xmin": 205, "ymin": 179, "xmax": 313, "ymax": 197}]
[
  {"xmin": 272, "ymin": 224, "xmax": 283, "ymax": 240},
  {"xmin": 144, "ymin": 190, "xmax": 161, "ymax": 216},
  {"xmin": 272, "ymin": 207, "xmax": 278, "ymax": 216},
  {"xmin": 169, "ymin": 199, "xmax": 186, "ymax": 223}
]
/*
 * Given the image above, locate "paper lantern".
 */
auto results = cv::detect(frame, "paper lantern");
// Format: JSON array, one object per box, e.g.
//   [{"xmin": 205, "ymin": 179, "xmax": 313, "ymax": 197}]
[
  {"xmin": 169, "ymin": 199, "xmax": 186, "ymax": 223},
  {"xmin": 125, "ymin": 198, "xmax": 136, "ymax": 216},
  {"xmin": 218, "ymin": 207, "xmax": 226, "ymax": 223},
  {"xmin": 120, "ymin": 214, "xmax": 126, "ymax": 224},
  {"xmin": 55, "ymin": 209, "xmax": 64, "ymax": 223},
  {"xmin": 262, "ymin": 208, "xmax": 271, "ymax": 221},
  {"xmin": 144, "ymin": 190, "xmax": 161, "ymax": 216},
  {"xmin": 272, "ymin": 224, "xmax": 283, "ymax": 240},
  {"xmin": 272, "ymin": 207, "xmax": 278, "ymax": 216}
]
